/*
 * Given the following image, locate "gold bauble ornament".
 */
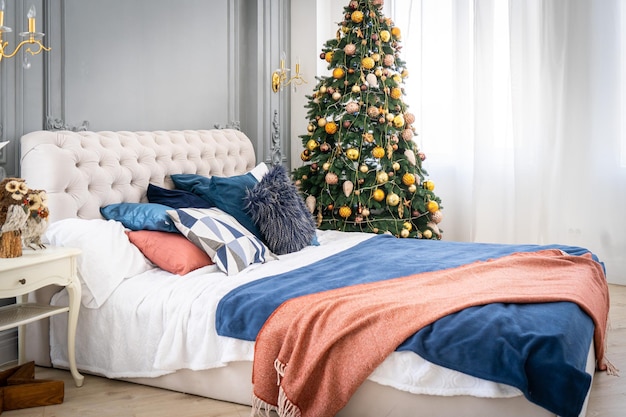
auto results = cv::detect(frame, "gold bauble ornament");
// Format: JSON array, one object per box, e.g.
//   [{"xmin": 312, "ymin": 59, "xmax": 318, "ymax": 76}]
[
  {"xmin": 376, "ymin": 171, "xmax": 389, "ymax": 184},
  {"xmin": 400, "ymin": 228, "xmax": 410, "ymax": 238},
  {"xmin": 372, "ymin": 53, "xmax": 381, "ymax": 62},
  {"xmin": 390, "ymin": 87, "xmax": 402, "ymax": 100},
  {"xmin": 380, "ymin": 30, "xmax": 391, "ymax": 42},
  {"xmin": 392, "ymin": 162, "xmax": 401, "ymax": 171},
  {"xmin": 300, "ymin": 150, "xmax": 311, "ymax": 161},
  {"xmin": 372, "ymin": 146, "xmax": 385, "ymax": 158},
  {"xmin": 325, "ymin": 51, "xmax": 334, "ymax": 63},
  {"xmin": 307, "ymin": 124, "xmax": 315, "ymax": 132},
  {"xmin": 408, "ymin": 184, "xmax": 417, "ymax": 193},
  {"xmin": 403, "ymin": 222, "xmax": 413, "ymax": 231},
  {"xmin": 351, "ymin": 10, "xmax": 364, "ymax": 23},
  {"xmin": 362, "ymin": 57, "xmax": 375, "ymax": 70},
  {"xmin": 325, "ymin": 121, "xmax": 338, "ymax": 134},
  {"xmin": 339, "ymin": 206, "xmax": 352, "ymax": 218},
  {"xmin": 359, "ymin": 164, "xmax": 369, "ymax": 173},
  {"xmin": 332, "ymin": 92, "xmax": 342, "ymax": 101},
  {"xmin": 346, "ymin": 148, "xmax": 360, "ymax": 160},
  {"xmin": 423, "ymin": 180, "xmax": 435, "ymax": 191},
  {"xmin": 423, "ymin": 229, "xmax": 433, "ymax": 239},
  {"xmin": 317, "ymin": 118, "xmax": 327, "ymax": 127},
  {"xmin": 402, "ymin": 173, "xmax": 416, "ymax": 186},
  {"xmin": 391, "ymin": 27, "xmax": 402, "ymax": 39},
  {"xmin": 393, "ymin": 115, "xmax": 405, "ymax": 128},
  {"xmin": 386, "ymin": 193, "xmax": 400, "ymax": 206},
  {"xmin": 322, "ymin": 162, "xmax": 331, "ymax": 171},
  {"xmin": 361, "ymin": 207, "xmax": 370, "ymax": 217},
  {"xmin": 372, "ymin": 189, "xmax": 385, "ymax": 202},
  {"xmin": 427, "ymin": 200, "xmax": 439, "ymax": 213},
  {"xmin": 306, "ymin": 139, "xmax": 319, "ymax": 151},
  {"xmin": 351, "ymin": 84, "xmax": 362, "ymax": 94},
  {"xmin": 333, "ymin": 67, "xmax": 345, "ymax": 79}
]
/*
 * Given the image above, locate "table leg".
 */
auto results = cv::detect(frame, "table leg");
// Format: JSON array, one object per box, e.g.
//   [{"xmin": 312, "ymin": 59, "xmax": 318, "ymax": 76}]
[{"xmin": 65, "ymin": 278, "xmax": 85, "ymax": 387}]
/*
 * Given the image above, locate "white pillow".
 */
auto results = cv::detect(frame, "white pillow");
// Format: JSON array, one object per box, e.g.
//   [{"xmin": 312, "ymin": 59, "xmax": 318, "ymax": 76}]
[{"xmin": 45, "ymin": 219, "xmax": 154, "ymax": 308}]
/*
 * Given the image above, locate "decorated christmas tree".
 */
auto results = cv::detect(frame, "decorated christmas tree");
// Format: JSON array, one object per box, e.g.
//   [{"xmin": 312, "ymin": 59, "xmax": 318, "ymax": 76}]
[{"xmin": 293, "ymin": 0, "xmax": 443, "ymax": 239}]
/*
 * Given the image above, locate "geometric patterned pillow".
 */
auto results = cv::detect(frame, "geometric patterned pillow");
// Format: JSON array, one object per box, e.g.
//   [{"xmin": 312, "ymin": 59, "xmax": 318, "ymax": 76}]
[{"xmin": 167, "ymin": 207, "xmax": 273, "ymax": 275}]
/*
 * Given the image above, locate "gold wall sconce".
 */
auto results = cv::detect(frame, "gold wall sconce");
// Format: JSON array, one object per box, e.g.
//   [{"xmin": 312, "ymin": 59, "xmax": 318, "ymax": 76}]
[
  {"xmin": 0, "ymin": 1, "xmax": 51, "ymax": 63},
  {"xmin": 271, "ymin": 52, "xmax": 307, "ymax": 93}
]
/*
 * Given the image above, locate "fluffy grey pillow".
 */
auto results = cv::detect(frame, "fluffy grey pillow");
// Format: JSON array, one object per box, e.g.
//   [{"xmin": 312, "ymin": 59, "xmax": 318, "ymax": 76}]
[{"xmin": 244, "ymin": 165, "xmax": 316, "ymax": 255}]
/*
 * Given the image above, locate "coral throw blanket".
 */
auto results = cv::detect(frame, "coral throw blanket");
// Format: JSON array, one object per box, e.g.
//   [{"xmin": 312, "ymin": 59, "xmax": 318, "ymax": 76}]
[{"xmin": 252, "ymin": 249, "xmax": 610, "ymax": 417}]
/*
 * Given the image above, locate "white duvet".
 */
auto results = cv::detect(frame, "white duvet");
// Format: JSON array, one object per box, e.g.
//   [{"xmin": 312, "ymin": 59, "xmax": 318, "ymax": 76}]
[{"xmin": 49, "ymin": 229, "xmax": 522, "ymax": 399}]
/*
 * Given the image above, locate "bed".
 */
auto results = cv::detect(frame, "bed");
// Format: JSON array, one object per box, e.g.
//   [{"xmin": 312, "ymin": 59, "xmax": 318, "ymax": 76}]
[{"xmin": 18, "ymin": 129, "xmax": 610, "ymax": 417}]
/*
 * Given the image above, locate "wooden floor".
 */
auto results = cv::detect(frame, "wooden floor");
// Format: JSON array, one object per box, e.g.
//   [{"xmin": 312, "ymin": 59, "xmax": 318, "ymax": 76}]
[{"xmin": 3, "ymin": 284, "xmax": 625, "ymax": 417}]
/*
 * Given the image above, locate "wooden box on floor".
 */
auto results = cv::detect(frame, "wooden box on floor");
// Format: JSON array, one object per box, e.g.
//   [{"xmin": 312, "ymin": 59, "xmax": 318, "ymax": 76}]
[{"xmin": 0, "ymin": 362, "xmax": 64, "ymax": 414}]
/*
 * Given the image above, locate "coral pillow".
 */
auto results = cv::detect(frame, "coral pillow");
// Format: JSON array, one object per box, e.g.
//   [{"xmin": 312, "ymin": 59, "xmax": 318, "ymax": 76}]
[{"xmin": 126, "ymin": 230, "xmax": 213, "ymax": 275}]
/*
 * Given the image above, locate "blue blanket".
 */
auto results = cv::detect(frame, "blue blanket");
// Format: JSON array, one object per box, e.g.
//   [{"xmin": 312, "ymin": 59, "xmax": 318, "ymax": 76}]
[{"xmin": 216, "ymin": 235, "xmax": 599, "ymax": 417}]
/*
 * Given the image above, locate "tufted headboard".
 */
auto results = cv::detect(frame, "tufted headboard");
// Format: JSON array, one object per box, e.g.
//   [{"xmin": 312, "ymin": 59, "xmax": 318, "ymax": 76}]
[{"xmin": 19, "ymin": 129, "xmax": 257, "ymax": 223}]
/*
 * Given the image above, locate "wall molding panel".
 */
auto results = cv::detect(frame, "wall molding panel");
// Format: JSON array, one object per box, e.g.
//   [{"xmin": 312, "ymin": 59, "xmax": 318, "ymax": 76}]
[{"xmin": 0, "ymin": 0, "xmax": 291, "ymax": 177}]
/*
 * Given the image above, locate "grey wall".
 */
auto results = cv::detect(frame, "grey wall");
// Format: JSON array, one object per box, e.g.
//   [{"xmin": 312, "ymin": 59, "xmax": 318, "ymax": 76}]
[
  {"xmin": 0, "ymin": 0, "xmax": 292, "ymax": 366},
  {"xmin": 0, "ymin": 0, "xmax": 292, "ymax": 178}
]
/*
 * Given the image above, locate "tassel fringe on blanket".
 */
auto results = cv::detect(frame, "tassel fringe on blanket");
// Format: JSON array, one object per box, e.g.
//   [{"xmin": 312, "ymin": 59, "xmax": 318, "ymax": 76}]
[{"xmin": 252, "ymin": 359, "xmax": 302, "ymax": 417}]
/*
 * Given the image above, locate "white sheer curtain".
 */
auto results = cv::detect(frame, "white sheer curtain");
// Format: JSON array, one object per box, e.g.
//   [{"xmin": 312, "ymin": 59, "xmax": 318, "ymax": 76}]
[{"xmin": 389, "ymin": 0, "xmax": 625, "ymax": 284}]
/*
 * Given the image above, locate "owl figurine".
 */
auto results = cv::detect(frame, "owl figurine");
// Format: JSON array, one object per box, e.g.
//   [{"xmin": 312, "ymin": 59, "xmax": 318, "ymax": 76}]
[
  {"xmin": 22, "ymin": 189, "xmax": 50, "ymax": 249},
  {"xmin": 0, "ymin": 178, "xmax": 30, "ymax": 233},
  {"xmin": 0, "ymin": 178, "xmax": 30, "ymax": 257}
]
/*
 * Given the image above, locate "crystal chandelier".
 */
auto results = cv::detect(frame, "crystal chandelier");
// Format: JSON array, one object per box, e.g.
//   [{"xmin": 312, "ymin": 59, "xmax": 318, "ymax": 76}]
[{"xmin": 0, "ymin": 1, "xmax": 50, "ymax": 63}]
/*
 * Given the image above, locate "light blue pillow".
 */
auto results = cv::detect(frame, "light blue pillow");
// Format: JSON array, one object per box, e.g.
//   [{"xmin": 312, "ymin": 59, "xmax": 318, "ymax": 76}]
[
  {"xmin": 171, "ymin": 164, "xmax": 268, "ymax": 240},
  {"xmin": 167, "ymin": 208, "xmax": 273, "ymax": 275},
  {"xmin": 100, "ymin": 203, "xmax": 178, "ymax": 233}
]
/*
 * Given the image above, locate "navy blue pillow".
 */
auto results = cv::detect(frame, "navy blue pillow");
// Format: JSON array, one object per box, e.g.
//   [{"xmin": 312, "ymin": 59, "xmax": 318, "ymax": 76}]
[
  {"xmin": 100, "ymin": 203, "xmax": 178, "ymax": 233},
  {"xmin": 171, "ymin": 172, "xmax": 263, "ymax": 239},
  {"xmin": 147, "ymin": 184, "xmax": 213, "ymax": 209}
]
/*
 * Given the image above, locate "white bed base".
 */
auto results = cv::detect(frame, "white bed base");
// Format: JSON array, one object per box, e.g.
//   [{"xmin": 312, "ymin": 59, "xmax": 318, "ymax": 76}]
[{"xmin": 19, "ymin": 129, "xmax": 594, "ymax": 417}]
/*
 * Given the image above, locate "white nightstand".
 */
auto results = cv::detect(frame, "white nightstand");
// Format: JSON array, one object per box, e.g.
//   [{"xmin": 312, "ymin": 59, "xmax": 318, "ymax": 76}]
[{"xmin": 0, "ymin": 247, "xmax": 84, "ymax": 387}]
